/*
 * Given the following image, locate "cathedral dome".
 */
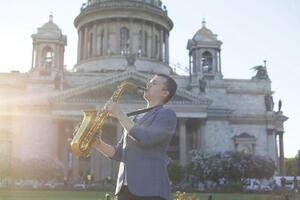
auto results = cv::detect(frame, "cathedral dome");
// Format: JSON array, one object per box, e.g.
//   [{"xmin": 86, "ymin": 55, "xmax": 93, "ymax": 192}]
[
  {"xmin": 33, "ymin": 14, "xmax": 64, "ymax": 39},
  {"xmin": 192, "ymin": 20, "xmax": 219, "ymax": 42},
  {"xmin": 86, "ymin": 0, "xmax": 163, "ymax": 8},
  {"xmin": 187, "ymin": 19, "xmax": 222, "ymax": 50},
  {"xmin": 74, "ymin": 0, "xmax": 173, "ymax": 74}
]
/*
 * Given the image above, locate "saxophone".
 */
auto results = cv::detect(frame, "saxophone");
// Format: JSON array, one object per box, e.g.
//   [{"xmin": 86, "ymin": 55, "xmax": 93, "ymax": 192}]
[{"xmin": 70, "ymin": 81, "xmax": 145, "ymax": 157}]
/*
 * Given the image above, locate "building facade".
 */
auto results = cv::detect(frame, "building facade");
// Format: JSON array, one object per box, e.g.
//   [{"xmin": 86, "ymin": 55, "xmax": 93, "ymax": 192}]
[{"xmin": 0, "ymin": 0, "xmax": 288, "ymax": 182}]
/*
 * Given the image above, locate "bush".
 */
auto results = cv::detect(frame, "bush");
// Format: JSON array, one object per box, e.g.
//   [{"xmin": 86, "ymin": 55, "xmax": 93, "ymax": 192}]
[
  {"xmin": 168, "ymin": 159, "xmax": 185, "ymax": 184},
  {"xmin": 188, "ymin": 150, "xmax": 276, "ymax": 183},
  {"xmin": 0, "ymin": 157, "xmax": 63, "ymax": 181}
]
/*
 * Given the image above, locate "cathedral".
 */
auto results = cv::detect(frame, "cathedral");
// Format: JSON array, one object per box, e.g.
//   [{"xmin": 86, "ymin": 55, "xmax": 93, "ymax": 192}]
[{"xmin": 0, "ymin": 0, "xmax": 288, "ymax": 183}]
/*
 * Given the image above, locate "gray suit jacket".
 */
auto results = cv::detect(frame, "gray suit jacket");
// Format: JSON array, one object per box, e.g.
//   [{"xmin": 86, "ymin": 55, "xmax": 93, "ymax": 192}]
[{"xmin": 110, "ymin": 105, "xmax": 177, "ymax": 200}]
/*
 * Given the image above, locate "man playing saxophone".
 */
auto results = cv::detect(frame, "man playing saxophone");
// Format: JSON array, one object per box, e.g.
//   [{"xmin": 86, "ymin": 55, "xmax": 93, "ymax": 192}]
[{"xmin": 93, "ymin": 74, "xmax": 177, "ymax": 200}]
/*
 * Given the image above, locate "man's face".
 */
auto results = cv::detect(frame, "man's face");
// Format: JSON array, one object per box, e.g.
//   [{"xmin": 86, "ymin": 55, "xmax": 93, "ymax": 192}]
[{"xmin": 144, "ymin": 75, "xmax": 169, "ymax": 102}]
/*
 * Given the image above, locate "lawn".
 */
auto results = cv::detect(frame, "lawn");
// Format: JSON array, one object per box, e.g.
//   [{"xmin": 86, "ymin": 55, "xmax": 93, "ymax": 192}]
[{"xmin": 0, "ymin": 190, "xmax": 299, "ymax": 200}]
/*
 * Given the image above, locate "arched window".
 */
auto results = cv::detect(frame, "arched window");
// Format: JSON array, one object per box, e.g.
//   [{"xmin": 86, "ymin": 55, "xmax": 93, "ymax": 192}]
[
  {"xmin": 120, "ymin": 27, "xmax": 129, "ymax": 54},
  {"xmin": 201, "ymin": 51, "xmax": 213, "ymax": 73},
  {"xmin": 42, "ymin": 47, "xmax": 54, "ymax": 70}
]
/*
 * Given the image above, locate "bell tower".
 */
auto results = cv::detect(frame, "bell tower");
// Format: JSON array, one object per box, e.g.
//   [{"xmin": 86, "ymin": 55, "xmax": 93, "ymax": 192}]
[
  {"xmin": 187, "ymin": 20, "xmax": 222, "ymax": 92},
  {"xmin": 31, "ymin": 14, "xmax": 67, "ymax": 77}
]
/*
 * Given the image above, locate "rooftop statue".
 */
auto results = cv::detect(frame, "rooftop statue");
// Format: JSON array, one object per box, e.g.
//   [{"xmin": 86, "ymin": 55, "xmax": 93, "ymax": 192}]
[{"xmin": 251, "ymin": 65, "xmax": 269, "ymax": 80}]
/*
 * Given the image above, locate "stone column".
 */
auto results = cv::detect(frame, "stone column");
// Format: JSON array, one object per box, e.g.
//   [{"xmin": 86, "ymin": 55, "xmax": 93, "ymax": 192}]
[
  {"xmin": 196, "ymin": 119, "xmax": 202, "ymax": 149},
  {"xmin": 218, "ymin": 50, "xmax": 222, "ymax": 74},
  {"xmin": 36, "ymin": 44, "xmax": 42, "ymax": 68},
  {"xmin": 179, "ymin": 118, "xmax": 187, "ymax": 166},
  {"xmin": 77, "ymin": 29, "xmax": 82, "ymax": 62},
  {"xmin": 129, "ymin": 19, "xmax": 133, "ymax": 54},
  {"xmin": 91, "ymin": 148, "xmax": 101, "ymax": 181},
  {"xmin": 165, "ymin": 32, "xmax": 169, "ymax": 64},
  {"xmin": 61, "ymin": 128, "xmax": 71, "ymax": 182},
  {"xmin": 141, "ymin": 21, "xmax": 145, "ymax": 56},
  {"xmin": 213, "ymin": 51, "xmax": 217, "ymax": 74},
  {"xmin": 159, "ymin": 27, "xmax": 164, "ymax": 61},
  {"xmin": 267, "ymin": 129, "xmax": 277, "ymax": 162},
  {"xmin": 84, "ymin": 26, "xmax": 89, "ymax": 59},
  {"xmin": 151, "ymin": 23, "xmax": 155, "ymax": 58},
  {"xmin": 92, "ymin": 24, "xmax": 97, "ymax": 57},
  {"xmin": 116, "ymin": 19, "xmax": 121, "ymax": 55},
  {"xmin": 72, "ymin": 155, "xmax": 80, "ymax": 182},
  {"xmin": 103, "ymin": 21, "xmax": 108, "ymax": 56},
  {"xmin": 277, "ymin": 131, "xmax": 285, "ymax": 176},
  {"xmin": 54, "ymin": 45, "xmax": 59, "ymax": 69},
  {"xmin": 189, "ymin": 54, "xmax": 192, "ymax": 76},
  {"xmin": 197, "ymin": 120, "xmax": 206, "ymax": 149},
  {"xmin": 31, "ymin": 45, "xmax": 35, "ymax": 70}
]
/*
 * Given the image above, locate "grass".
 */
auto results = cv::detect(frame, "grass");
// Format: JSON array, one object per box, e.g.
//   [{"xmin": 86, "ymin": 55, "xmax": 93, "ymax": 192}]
[{"xmin": 0, "ymin": 190, "xmax": 299, "ymax": 200}]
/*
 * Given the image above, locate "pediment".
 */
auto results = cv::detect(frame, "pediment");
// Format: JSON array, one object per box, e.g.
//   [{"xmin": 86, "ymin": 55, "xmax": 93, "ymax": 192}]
[{"xmin": 50, "ymin": 70, "xmax": 211, "ymax": 105}]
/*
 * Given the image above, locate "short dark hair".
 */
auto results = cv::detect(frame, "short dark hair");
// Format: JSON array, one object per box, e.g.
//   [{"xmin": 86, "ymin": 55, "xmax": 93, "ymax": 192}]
[{"xmin": 156, "ymin": 74, "xmax": 177, "ymax": 103}]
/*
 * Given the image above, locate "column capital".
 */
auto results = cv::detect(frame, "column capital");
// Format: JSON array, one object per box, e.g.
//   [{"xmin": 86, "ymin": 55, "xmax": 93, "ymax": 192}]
[
  {"xmin": 179, "ymin": 118, "xmax": 187, "ymax": 124},
  {"xmin": 266, "ymin": 128, "xmax": 275, "ymax": 135},
  {"xmin": 276, "ymin": 131, "xmax": 285, "ymax": 136}
]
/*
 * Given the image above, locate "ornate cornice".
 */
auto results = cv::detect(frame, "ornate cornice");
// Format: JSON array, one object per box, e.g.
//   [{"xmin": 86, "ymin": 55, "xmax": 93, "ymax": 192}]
[
  {"xmin": 50, "ymin": 70, "xmax": 211, "ymax": 106},
  {"xmin": 75, "ymin": 0, "xmax": 173, "ymax": 30}
]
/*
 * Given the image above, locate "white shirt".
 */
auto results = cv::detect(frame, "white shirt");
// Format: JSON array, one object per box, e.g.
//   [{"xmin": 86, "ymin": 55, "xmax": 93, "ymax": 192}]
[{"xmin": 121, "ymin": 112, "xmax": 147, "ymax": 186}]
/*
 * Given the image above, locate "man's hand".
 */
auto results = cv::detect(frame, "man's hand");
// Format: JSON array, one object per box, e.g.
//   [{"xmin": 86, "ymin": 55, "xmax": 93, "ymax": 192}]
[
  {"xmin": 92, "ymin": 132, "xmax": 103, "ymax": 149},
  {"xmin": 102, "ymin": 100, "xmax": 134, "ymax": 133},
  {"xmin": 92, "ymin": 131, "xmax": 116, "ymax": 158},
  {"xmin": 103, "ymin": 100, "xmax": 123, "ymax": 119}
]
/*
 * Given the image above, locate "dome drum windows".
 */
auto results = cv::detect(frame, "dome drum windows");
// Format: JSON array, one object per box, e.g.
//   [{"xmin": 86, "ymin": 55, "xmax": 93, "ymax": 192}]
[{"xmin": 120, "ymin": 27, "xmax": 130, "ymax": 55}]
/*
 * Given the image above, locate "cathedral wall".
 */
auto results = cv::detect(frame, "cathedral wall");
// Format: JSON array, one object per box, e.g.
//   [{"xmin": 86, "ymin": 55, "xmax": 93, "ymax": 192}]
[
  {"xmin": 230, "ymin": 124, "xmax": 270, "ymax": 157},
  {"xmin": 204, "ymin": 120, "xmax": 233, "ymax": 153},
  {"xmin": 227, "ymin": 93, "xmax": 265, "ymax": 115},
  {"xmin": 205, "ymin": 88, "xmax": 227, "ymax": 108},
  {"xmin": 205, "ymin": 120, "xmax": 275, "ymax": 159},
  {"xmin": 11, "ymin": 115, "xmax": 59, "ymax": 162}
]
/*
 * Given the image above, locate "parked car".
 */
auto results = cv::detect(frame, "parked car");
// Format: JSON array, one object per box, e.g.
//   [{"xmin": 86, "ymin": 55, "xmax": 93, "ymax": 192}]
[
  {"xmin": 243, "ymin": 178, "xmax": 272, "ymax": 192},
  {"xmin": 273, "ymin": 176, "xmax": 300, "ymax": 191},
  {"xmin": 73, "ymin": 183, "xmax": 86, "ymax": 190}
]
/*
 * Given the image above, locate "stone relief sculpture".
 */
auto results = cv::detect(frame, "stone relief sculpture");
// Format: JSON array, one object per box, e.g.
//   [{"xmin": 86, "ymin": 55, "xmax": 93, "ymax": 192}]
[
  {"xmin": 278, "ymin": 99, "xmax": 282, "ymax": 112},
  {"xmin": 265, "ymin": 94, "xmax": 274, "ymax": 111},
  {"xmin": 126, "ymin": 53, "xmax": 137, "ymax": 66}
]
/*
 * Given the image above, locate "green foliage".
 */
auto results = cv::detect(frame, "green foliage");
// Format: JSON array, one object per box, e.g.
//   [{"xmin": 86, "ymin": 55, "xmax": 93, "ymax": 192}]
[
  {"xmin": 188, "ymin": 150, "xmax": 276, "ymax": 182},
  {"xmin": 285, "ymin": 157, "xmax": 297, "ymax": 176},
  {"xmin": 0, "ymin": 157, "xmax": 63, "ymax": 181},
  {"xmin": 297, "ymin": 150, "xmax": 300, "ymax": 176},
  {"xmin": 168, "ymin": 159, "xmax": 185, "ymax": 183}
]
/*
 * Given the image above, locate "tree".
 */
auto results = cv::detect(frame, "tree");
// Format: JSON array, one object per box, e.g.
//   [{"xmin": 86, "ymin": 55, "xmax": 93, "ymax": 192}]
[
  {"xmin": 297, "ymin": 150, "xmax": 300, "ymax": 176},
  {"xmin": 285, "ymin": 157, "xmax": 297, "ymax": 176}
]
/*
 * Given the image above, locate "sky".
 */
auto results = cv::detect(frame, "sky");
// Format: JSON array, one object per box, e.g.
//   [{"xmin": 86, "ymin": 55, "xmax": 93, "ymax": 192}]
[{"xmin": 0, "ymin": 0, "xmax": 299, "ymax": 157}]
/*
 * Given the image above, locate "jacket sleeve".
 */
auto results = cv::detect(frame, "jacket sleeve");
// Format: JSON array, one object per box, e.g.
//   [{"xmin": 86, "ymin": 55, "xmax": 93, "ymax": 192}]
[
  {"xmin": 109, "ymin": 134, "xmax": 124, "ymax": 162},
  {"xmin": 128, "ymin": 108, "xmax": 177, "ymax": 148}
]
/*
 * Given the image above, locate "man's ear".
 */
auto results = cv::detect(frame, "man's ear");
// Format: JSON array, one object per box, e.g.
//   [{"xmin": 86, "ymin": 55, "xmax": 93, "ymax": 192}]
[{"xmin": 162, "ymin": 90, "xmax": 169, "ymax": 99}]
